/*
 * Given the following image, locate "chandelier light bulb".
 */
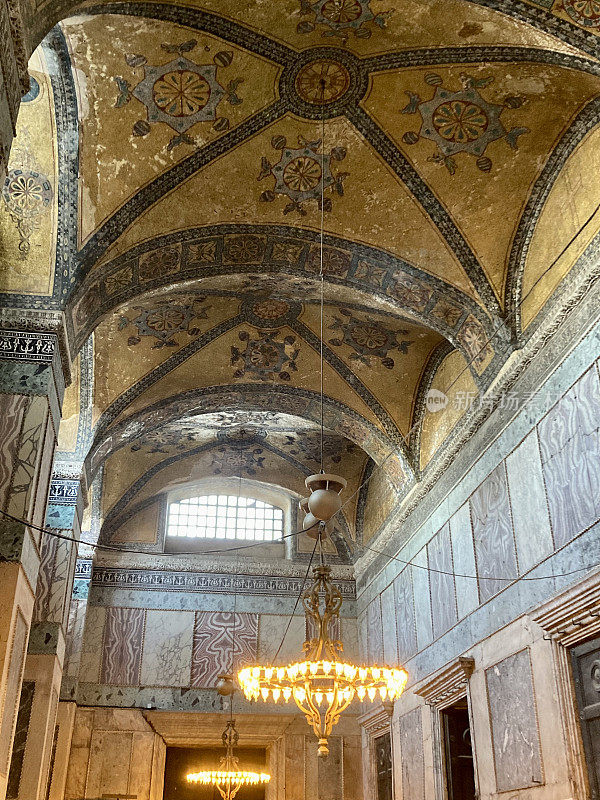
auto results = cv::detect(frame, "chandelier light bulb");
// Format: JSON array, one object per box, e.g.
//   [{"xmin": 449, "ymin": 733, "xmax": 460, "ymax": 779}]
[
  {"xmin": 187, "ymin": 718, "xmax": 270, "ymax": 800},
  {"xmin": 238, "ymin": 564, "xmax": 408, "ymax": 757}
]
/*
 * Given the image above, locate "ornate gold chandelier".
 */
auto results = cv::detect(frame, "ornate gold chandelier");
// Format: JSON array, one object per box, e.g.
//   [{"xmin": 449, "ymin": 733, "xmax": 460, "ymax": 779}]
[
  {"xmin": 186, "ymin": 717, "xmax": 270, "ymax": 800},
  {"xmin": 240, "ymin": 75, "xmax": 408, "ymax": 757},
  {"xmin": 239, "ymin": 538, "xmax": 408, "ymax": 757}
]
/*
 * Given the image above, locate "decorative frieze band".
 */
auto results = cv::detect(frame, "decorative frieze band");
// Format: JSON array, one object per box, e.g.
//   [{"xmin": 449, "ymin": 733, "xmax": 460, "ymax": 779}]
[
  {"xmin": 414, "ymin": 656, "xmax": 475, "ymax": 708},
  {"xmin": 90, "ymin": 566, "xmax": 356, "ymax": 598},
  {"xmin": 0, "ymin": 330, "xmax": 57, "ymax": 362}
]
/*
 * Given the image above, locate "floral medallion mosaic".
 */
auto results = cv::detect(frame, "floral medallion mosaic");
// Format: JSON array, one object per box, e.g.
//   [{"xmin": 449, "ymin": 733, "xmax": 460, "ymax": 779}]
[
  {"xmin": 562, "ymin": 0, "xmax": 600, "ymax": 27},
  {"xmin": 114, "ymin": 40, "xmax": 243, "ymax": 149},
  {"xmin": 258, "ymin": 135, "xmax": 348, "ymax": 215},
  {"xmin": 297, "ymin": 0, "xmax": 392, "ymax": 41},
  {"xmin": 328, "ymin": 309, "xmax": 413, "ymax": 368},
  {"xmin": 401, "ymin": 73, "xmax": 529, "ymax": 173},
  {"xmin": 119, "ymin": 295, "xmax": 210, "ymax": 348},
  {"xmin": 210, "ymin": 443, "xmax": 266, "ymax": 476},
  {"xmin": 294, "ymin": 59, "xmax": 351, "ymax": 104},
  {"xmin": 2, "ymin": 168, "xmax": 53, "ymax": 255},
  {"xmin": 231, "ymin": 329, "xmax": 300, "ymax": 381}
]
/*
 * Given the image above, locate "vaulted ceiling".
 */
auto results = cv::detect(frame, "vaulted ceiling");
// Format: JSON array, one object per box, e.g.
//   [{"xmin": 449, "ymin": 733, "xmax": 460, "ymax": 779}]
[{"xmin": 6, "ymin": 0, "xmax": 600, "ymax": 547}]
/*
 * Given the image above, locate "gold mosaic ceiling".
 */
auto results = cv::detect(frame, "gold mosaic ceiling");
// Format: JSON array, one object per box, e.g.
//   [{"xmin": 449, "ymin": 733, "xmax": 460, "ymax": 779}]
[{"xmin": 11, "ymin": 0, "xmax": 600, "ymax": 543}]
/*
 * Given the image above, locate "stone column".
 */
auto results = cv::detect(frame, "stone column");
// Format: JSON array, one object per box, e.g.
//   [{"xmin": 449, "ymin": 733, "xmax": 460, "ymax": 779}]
[
  {"xmin": 0, "ymin": 328, "xmax": 67, "ymax": 800},
  {"xmin": 7, "ymin": 473, "xmax": 83, "ymax": 800}
]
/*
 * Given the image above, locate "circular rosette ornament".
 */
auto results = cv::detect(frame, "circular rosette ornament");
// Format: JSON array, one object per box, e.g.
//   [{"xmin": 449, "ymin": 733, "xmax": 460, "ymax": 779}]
[
  {"xmin": 3, "ymin": 169, "xmax": 52, "ymax": 219},
  {"xmin": 563, "ymin": 0, "xmax": 600, "ymax": 27},
  {"xmin": 259, "ymin": 136, "xmax": 348, "ymax": 215}
]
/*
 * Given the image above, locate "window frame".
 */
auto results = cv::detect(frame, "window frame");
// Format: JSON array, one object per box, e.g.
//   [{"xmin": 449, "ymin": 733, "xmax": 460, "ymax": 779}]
[
  {"xmin": 163, "ymin": 478, "xmax": 292, "ymax": 554},
  {"xmin": 166, "ymin": 493, "xmax": 285, "ymax": 543}
]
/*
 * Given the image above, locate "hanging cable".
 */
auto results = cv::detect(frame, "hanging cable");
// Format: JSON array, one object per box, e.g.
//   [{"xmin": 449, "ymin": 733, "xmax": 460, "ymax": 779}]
[
  {"xmin": 319, "ymin": 77, "xmax": 326, "ymax": 474},
  {"xmin": 271, "ymin": 537, "xmax": 318, "ymax": 664}
]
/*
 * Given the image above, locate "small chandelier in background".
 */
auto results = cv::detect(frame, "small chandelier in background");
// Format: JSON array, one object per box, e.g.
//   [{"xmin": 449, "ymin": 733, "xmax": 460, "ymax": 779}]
[{"xmin": 187, "ymin": 713, "xmax": 270, "ymax": 800}]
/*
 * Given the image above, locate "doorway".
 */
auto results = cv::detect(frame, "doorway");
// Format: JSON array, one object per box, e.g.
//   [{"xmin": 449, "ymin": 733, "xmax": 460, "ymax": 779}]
[
  {"xmin": 163, "ymin": 746, "xmax": 268, "ymax": 800},
  {"xmin": 571, "ymin": 637, "xmax": 600, "ymax": 799},
  {"xmin": 440, "ymin": 700, "xmax": 476, "ymax": 800}
]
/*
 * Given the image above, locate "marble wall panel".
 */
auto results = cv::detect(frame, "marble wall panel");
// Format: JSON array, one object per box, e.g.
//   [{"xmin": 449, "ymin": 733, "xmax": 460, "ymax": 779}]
[
  {"xmin": 101, "ymin": 607, "xmax": 145, "ymax": 686},
  {"xmin": 317, "ymin": 735, "xmax": 343, "ymax": 800},
  {"xmin": 0, "ymin": 612, "xmax": 28, "ymax": 773},
  {"xmin": 190, "ymin": 611, "xmax": 258, "ymax": 688},
  {"xmin": 64, "ymin": 599, "xmax": 87, "ymax": 681},
  {"xmin": 141, "ymin": 610, "xmax": 194, "ymax": 687},
  {"xmin": 538, "ymin": 365, "xmax": 600, "ymax": 549},
  {"xmin": 366, "ymin": 597, "xmax": 383, "ymax": 663},
  {"xmin": 427, "ymin": 523, "xmax": 457, "ymax": 639},
  {"xmin": 397, "ymin": 708, "xmax": 424, "ymax": 800},
  {"xmin": 449, "ymin": 502, "xmax": 479, "ymax": 619},
  {"xmin": 6, "ymin": 680, "xmax": 35, "ymax": 799},
  {"xmin": 33, "ymin": 535, "xmax": 58, "ymax": 623},
  {"xmin": 486, "ymin": 649, "xmax": 542, "ymax": 792},
  {"xmin": 380, "ymin": 584, "xmax": 397, "ymax": 665},
  {"xmin": 6, "ymin": 395, "xmax": 48, "ymax": 520},
  {"xmin": 34, "ymin": 538, "xmax": 73, "ymax": 624},
  {"xmin": 393, "ymin": 568, "xmax": 417, "ymax": 662},
  {"xmin": 471, "ymin": 464, "xmax": 518, "ymax": 604},
  {"xmin": 258, "ymin": 614, "xmax": 305, "ymax": 664},
  {"xmin": 412, "ymin": 548, "xmax": 433, "ymax": 651},
  {"xmin": 0, "ymin": 394, "xmax": 27, "ymax": 509},
  {"xmin": 341, "ymin": 618, "xmax": 359, "ymax": 662},
  {"xmin": 357, "ymin": 611, "xmax": 367, "ymax": 661},
  {"xmin": 506, "ymin": 429, "xmax": 554, "ymax": 574}
]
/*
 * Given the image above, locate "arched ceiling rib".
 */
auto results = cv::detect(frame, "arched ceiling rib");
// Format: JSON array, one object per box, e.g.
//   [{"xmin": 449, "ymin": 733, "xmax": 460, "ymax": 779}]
[
  {"xmin": 9, "ymin": 0, "xmax": 600, "ymax": 527},
  {"xmin": 58, "ymin": 4, "xmax": 600, "ymax": 339}
]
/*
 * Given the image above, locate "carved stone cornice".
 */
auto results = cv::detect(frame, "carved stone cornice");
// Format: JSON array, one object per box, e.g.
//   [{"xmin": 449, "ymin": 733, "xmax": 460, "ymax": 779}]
[
  {"xmin": 415, "ymin": 657, "xmax": 475, "ymax": 708},
  {"xmin": 357, "ymin": 701, "xmax": 394, "ymax": 736},
  {"xmin": 532, "ymin": 569, "xmax": 600, "ymax": 647}
]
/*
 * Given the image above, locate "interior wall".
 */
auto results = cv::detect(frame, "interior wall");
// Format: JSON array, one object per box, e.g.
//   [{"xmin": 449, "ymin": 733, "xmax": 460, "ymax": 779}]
[
  {"xmin": 58, "ymin": 707, "xmax": 362, "ymax": 800},
  {"xmin": 63, "ymin": 553, "xmax": 357, "ymax": 711},
  {"xmin": 356, "ymin": 290, "xmax": 600, "ymax": 799}
]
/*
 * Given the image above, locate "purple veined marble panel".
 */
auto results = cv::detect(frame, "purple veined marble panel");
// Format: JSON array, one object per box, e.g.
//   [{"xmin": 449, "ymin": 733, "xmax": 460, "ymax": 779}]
[
  {"xmin": 393, "ymin": 567, "xmax": 417, "ymax": 662},
  {"xmin": 398, "ymin": 708, "xmax": 425, "ymax": 800},
  {"xmin": 0, "ymin": 394, "xmax": 27, "ymax": 509},
  {"xmin": 486, "ymin": 649, "xmax": 543, "ymax": 792},
  {"xmin": 538, "ymin": 364, "xmax": 600, "ymax": 549},
  {"xmin": 366, "ymin": 597, "xmax": 384, "ymax": 663},
  {"xmin": 33, "ymin": 535, "xmax": 58, "ymax": 623},
  {"xmin": 101, "ymin": 607, "xmax": 145, "ymax": 686},
  {"xmin": 191, "ymin": 611, "xmax": 258, "ymax": 689},
  {"xmin": 428, "ymin": 523, "xmax": 457, "ymax": 639},
  {"xmin": 470, "ymin": 463, "xmax": 518, "ymax": 604}
]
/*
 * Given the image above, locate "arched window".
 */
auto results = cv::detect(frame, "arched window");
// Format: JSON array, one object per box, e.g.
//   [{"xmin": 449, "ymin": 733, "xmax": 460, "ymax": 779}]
[{"xmin": 166, "ymin": 494, "xmax": 284, "ymax": 542}]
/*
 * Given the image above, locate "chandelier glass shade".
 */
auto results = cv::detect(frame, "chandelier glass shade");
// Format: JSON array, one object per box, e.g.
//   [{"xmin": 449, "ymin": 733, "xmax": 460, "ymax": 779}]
[
  {"xmin": 239, "ymin": 564, "xmax": 408, "ymax": 756},
  {"xmin": 186, "ymin": 719, "xmax": 270, "ymax": 800}
]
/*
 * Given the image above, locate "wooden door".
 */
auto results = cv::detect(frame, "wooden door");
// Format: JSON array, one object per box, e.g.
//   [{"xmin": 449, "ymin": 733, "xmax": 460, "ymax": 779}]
[
  {"xmin": 375, "ymin": 733, "xmax": 393, "ymax": 800},
  {"xmin": 571, "ymin": 637, "xmax": 600, "ymax": 799}
]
